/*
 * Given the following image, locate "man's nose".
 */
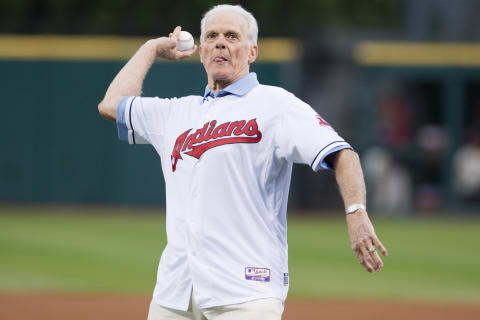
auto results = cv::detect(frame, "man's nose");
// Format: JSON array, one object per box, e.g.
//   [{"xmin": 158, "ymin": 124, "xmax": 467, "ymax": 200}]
[{"xmin": 215, "ymin": 35, "xmax": 226, "ymax": 49}]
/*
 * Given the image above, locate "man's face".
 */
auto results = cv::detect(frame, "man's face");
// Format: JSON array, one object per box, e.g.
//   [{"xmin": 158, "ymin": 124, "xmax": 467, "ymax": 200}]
[{"xmin": 199, "ymin": 11, "xmax": 258, "ymax": 86}]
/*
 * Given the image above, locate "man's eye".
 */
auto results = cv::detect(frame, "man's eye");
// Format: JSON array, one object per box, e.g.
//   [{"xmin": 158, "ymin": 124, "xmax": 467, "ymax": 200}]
[
  {"xmin": 226, "ymin": 33, "xmax": 238, "ymax": 39},
  {"xmin": 206, "ymin": 33, "xmax": 216, "ymax": 39}
]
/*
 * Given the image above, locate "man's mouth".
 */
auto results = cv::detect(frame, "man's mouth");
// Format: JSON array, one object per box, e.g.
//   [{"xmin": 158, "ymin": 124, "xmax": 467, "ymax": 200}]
[{"xmin": 214, "ymin": 56, "xmax": 228, "ymax": 62}]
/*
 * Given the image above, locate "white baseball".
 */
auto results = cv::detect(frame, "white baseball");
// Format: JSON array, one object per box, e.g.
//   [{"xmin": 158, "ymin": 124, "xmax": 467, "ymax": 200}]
[{"xmin": 177, "ymin": 31, "xmax": 194, "ymax": 51}]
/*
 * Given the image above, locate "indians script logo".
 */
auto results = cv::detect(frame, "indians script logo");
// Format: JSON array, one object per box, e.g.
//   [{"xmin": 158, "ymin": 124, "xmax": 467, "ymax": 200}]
[{"xmin": 170, "ymin": 119, "xmax": 262, "ymax": 172}]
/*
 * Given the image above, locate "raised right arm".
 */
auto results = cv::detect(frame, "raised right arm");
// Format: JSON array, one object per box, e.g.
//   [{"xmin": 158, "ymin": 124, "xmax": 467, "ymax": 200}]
[{"xmin": 98, "ymin": 26, "xmax": 197, "ymax": 122}]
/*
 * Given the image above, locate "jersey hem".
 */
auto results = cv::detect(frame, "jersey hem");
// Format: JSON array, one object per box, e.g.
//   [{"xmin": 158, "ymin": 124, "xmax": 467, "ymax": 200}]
[
  {"xmin": 151, "ymin": 298, "xmax": 190, "ymax": 312},
  {"xmin": 153, "ymin": 294, "xmax": 285, "ymax": 312},
  {"xmin": 196, "ymin": 294, "xmax": 284, "ymax": 309}
]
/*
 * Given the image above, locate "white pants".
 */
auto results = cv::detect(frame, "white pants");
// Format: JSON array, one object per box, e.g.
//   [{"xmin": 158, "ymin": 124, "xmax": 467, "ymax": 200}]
[{"xmin": 147, "ymin": 296, "xmax": 284, "ymax": 320}]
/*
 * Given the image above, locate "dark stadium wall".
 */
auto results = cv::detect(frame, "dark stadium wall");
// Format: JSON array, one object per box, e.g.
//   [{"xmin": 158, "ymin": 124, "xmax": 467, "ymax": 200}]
[{"xmin": 0, "ymin": 60, "xmax": 298, "ymax": 205}]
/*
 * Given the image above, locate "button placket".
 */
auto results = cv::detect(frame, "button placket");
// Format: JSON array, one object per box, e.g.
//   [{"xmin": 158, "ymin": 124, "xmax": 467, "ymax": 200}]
[
  {"xmin": 187, "ymin": 96, "xmax": 224, "ymax": 259},
  {"xmin": 189, "ymin": 149, "xmax": 202, "ymax": 255}
]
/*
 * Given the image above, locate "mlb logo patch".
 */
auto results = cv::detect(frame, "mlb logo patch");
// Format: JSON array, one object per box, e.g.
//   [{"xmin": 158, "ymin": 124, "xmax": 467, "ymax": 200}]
[{"xmin": 245, "ymin": 267, "xmax": 270, "ymax": 282}]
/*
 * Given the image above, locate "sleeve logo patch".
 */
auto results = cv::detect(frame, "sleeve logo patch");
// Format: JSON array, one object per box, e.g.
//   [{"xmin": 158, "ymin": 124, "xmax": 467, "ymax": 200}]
[
  {"xmin": 245, "ymin": 267, "xmax": 270, "ymax": 282},
  {"xmin": 316, "ymin": 115, "xmax": 331, "ymax": 128}
]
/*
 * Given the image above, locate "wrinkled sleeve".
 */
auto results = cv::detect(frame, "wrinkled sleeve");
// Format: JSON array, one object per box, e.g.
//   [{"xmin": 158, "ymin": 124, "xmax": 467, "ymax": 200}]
[
  {"xmin": 275, "ymin": 95, "xmax": 352, "ymax": 171},
  {"xmin": 117, "ymin": 96, "xmax": 174, "ymax": 149}
]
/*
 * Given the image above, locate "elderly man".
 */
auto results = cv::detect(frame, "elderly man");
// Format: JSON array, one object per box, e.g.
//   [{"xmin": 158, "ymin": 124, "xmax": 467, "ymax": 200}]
[{"xmin": 99, "ymin": 4, "xmax": 387, "ymax": 320}]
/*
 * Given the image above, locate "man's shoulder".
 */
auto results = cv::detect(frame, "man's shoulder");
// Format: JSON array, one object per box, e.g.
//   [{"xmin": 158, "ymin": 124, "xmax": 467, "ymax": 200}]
[
  {"xmin": 138, "ymin": 95, "xmax": 203, "ymax": 109},
  {"xmin": 169, "ymin": 95, "xmax": 204, "ymax": 104},
  {"xmin": 255, "ymin": 84, "xmax": 294, "ymax": 97},
  {"xmin": 137, "ymin": 95, "xmax": 202, "ymax": 102},
  {"xmin": 252, "ymin": 84, "xmax": 308, "ymax": 109}
]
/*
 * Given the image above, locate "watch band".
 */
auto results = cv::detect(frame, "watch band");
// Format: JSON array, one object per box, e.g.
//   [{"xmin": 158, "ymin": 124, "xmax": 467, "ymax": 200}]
[{"xmin": 345, "ymin": 204, "xmax": 366, "ymax": 215}]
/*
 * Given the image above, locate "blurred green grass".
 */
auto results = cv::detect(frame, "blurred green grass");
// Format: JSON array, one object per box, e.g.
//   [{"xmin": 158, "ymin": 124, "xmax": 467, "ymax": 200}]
[{"xmin": 0, "ymin": 207, "xmax": 479, "ymax": 303}]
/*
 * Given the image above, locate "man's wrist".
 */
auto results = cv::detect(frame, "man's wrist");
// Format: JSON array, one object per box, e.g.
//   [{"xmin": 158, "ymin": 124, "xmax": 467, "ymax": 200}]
[
  {"xmin": 345, "ymin": 203, "xmax": 366, "ymax": 215},
  {"xmin": 144, "ymin": 39, "xmax": 160, "ymax": 54}
]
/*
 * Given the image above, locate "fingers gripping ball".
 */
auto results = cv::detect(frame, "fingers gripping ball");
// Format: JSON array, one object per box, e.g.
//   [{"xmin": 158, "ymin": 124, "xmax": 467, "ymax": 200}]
[{"xmin": 177, "ymin": 31, "xmax": 194, "ymax": 51}]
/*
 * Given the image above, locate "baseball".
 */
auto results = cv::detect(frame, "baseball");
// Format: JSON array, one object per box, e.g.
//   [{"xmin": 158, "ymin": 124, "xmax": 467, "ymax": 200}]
[{"xmin": 177, "ymin": 31, "xmax": 194, "ymax": 51}]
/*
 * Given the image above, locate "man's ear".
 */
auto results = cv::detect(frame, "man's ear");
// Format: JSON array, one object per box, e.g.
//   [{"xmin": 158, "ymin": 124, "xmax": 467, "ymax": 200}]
[
  {"xmin": 248, "ymin": 45, "xmax": 258, "ymax": 64},
  {"xmin": 199, "ymin": 45, "xmax": 204, "ymax": 63}
]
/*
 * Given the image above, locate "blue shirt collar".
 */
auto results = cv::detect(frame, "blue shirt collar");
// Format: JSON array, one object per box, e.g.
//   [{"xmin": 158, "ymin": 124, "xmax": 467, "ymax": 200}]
[{"xmin": 202, "ymin": 72, "xmax": 259, "ymax": 102}]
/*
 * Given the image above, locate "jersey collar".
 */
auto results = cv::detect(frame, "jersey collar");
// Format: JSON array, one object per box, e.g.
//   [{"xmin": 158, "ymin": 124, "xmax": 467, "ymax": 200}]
[{"xmin": 202, "ymin": 72, "xmax": 259, "ymax": 103}]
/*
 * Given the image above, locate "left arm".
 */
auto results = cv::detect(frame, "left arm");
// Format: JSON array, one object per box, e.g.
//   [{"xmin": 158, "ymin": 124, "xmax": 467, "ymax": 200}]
[{"xmin": 328, "ymin": 148, "xmax": 388, "ymax": 273}]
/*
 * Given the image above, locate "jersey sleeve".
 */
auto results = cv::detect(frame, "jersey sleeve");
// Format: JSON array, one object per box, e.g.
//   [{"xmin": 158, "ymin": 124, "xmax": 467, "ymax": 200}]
[
  {"xmin": 116, "ymin": 95, "xmax": 173, "ymax": 148},
  {"xmin": 275, "ymin": 95, "xmax": 352, "ymax": 171}
]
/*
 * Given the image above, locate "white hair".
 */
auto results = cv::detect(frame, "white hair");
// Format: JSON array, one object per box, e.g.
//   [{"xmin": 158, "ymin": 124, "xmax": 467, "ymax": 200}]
[{"xmin": 200, "ymin": 4, "xmax": 258, "ymax": 45}]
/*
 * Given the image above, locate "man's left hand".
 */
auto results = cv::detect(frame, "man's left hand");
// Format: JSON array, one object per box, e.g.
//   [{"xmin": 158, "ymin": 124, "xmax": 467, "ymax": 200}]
[{"xmin": 346, "ymin": 209, "xmax": 388, "ymax": 273}]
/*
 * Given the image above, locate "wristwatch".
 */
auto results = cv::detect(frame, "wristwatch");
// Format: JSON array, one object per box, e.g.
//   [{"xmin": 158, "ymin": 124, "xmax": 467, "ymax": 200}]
[{"xmin": 345, "ymin": 204, "xmax": 366, "ymax": 215}]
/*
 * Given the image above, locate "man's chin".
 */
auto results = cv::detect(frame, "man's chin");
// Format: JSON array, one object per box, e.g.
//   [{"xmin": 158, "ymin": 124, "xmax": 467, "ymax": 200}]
[{"xmin": 211, "ymin": 72, "xmax": 232, "ymax": 83}]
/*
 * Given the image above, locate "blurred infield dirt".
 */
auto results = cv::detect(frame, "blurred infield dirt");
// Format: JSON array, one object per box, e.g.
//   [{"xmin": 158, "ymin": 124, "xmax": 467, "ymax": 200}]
[{"xmin": 0, "ymin": 293, "xmax": 479, "ymax": 320}]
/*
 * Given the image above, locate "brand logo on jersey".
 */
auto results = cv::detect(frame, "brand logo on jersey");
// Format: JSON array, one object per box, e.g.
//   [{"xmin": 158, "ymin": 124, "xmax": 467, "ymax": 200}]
[
  {"xmin": 245, "ymin": 267, "xmax": 270, "ymax": 282},
  {"xmin": 170, "ymin": 119, "xmax": 262, "ymax": 172}
]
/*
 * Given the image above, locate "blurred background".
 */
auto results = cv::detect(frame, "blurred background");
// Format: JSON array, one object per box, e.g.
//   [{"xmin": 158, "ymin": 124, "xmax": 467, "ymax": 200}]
[
  {"xmin": 1, "ymin": 0, "xmax": 480, "ymax": 214},
  {"xmin": 0, "ymin": 1, "xmax": 479, "ymax": 319}
]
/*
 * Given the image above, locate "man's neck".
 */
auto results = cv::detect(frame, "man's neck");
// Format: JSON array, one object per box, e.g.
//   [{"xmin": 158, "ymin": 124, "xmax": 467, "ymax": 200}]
[
  {"xmin": 211, "ymin": 80, "xmax": 229, "ymax": 94},
  {"xmin": 208, "ymin": 71, "xmax": 249, "ymax": 94}
]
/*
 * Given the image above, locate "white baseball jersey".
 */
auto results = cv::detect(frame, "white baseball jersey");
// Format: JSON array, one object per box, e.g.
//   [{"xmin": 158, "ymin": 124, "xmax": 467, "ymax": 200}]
[{"xmin": 116, "ymin": 72, "xmax": 351, "ymax": 311}]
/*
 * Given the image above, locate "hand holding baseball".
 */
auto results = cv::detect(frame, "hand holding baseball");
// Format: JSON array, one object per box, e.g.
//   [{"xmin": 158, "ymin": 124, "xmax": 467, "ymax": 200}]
[
  {"xmin": 346, "ymin": 209, "xmax": 388, "ymax": 273},
  {"xmin": 150, "ymin": 26, "xmax": 197, "ymax": 60}
]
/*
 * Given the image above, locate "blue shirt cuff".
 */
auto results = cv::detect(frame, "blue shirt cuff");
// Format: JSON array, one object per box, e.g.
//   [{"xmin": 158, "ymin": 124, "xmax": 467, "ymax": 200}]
[
  {"xmin": 319, "ymin": 145, "xmax": 353, "ymax": 170},
  {"xmin": 116, "ymin": 96, "xmax": 130, "ymax": 141}
]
